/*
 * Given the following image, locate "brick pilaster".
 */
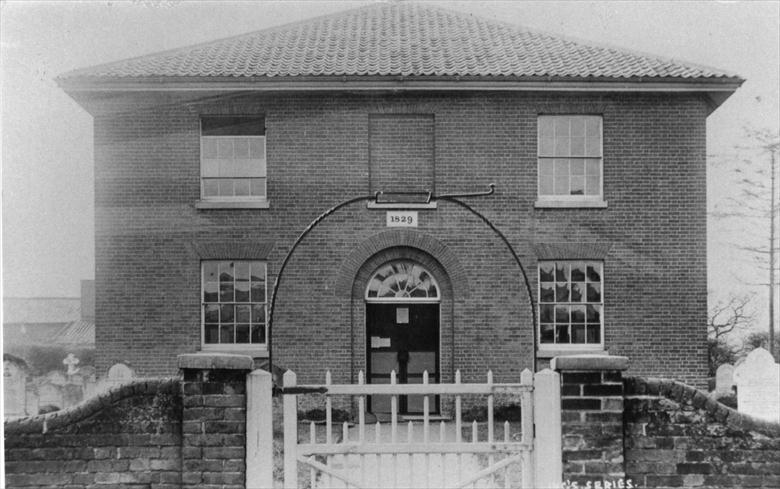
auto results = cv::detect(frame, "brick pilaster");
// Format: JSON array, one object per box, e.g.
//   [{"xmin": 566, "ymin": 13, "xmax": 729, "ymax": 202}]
[
  {"xmin": 552, "ymin": 355, "xmax": 629, "ymax": 487},
  {"xmin": 178, "ymin": 353, "xmax": 253, "ymax": 489}
]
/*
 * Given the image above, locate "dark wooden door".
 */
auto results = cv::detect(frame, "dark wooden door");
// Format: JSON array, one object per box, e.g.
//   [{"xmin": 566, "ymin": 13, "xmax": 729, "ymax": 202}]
[{"xmin": 367, "ymin": 303, "xmax": 439, "ymax": 414}]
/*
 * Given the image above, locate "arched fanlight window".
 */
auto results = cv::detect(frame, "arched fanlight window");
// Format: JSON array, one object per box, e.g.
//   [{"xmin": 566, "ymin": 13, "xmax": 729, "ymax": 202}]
[{"xmin": 365, "ymin": 261, "xmax": 440, "ymax": 301}]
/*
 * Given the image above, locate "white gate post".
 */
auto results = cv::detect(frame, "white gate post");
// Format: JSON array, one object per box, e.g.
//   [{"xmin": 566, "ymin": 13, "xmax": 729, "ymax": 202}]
[
  {"xmin": 283, "ymin": 370, "xmax": 298, "ymax": 489},
  {"xmin": 520, "ymin": 369, "xmax": 535, "ymax": 488},
  {"xmin": 534, "ymin": 368, "xmax": 562, "ymax": 488},
  {"xmin": 246, "ymin": 369, "xmax": 273, "ymax": 488}
]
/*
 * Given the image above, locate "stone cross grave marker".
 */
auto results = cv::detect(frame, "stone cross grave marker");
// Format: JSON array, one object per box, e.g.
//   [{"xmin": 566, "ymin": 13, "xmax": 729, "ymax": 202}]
[
  {"xmin": 715, "ymin": 363, "xmax": 735, "ymax": 395},
  {"xmin": 63, "ymin": 353, "xmax": 80, "ymax": 376},
  {"xmin": 734, "ymin": 347, "xmax": 780, "ymax": 423}
]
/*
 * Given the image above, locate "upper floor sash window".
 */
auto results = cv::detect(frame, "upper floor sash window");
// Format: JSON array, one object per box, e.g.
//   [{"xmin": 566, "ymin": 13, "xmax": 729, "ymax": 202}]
[
  {"xmin": 200, "ymin": 116, "xmax": 266, "ymax": 200},
  {"xmin": 537, "ymin": 115, "xmax": 603, "ymax": 205}
]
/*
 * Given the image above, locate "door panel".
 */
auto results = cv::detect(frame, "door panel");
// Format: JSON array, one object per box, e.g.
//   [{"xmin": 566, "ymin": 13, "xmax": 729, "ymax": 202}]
[
  {"xmin": 405, "ymin": 376, "xmax": 425, "ymax": 413},
  {"xmin": 370, "ymin": 352, "xmax": 398, "ymax": 374},
  {"xmin": 369, "ymin": 377, "xmax": 392, "ymax": 413},
  {"xmin": 367, "ymin": 303, "xmax": 439, "ymax": 414},
  {"xmin": 407, "ymin": 352, "xmax": 436, "ymax": 374}
]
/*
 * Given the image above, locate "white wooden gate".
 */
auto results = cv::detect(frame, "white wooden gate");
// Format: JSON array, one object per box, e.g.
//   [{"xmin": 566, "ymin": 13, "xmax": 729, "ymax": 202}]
[{"xmin": 281, "ymin": 368, "xmax": 561, "ymax": 489}]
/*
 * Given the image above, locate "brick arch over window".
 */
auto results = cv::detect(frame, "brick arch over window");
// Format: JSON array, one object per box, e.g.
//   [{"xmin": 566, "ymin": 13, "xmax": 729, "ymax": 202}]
[{"xmin": 334, "ymin": 230, "xmax": 469, "ymax": 300}]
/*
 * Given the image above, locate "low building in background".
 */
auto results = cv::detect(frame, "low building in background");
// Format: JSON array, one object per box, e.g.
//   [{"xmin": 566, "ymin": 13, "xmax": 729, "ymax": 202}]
[{"xmin": 3, "ymin": 280, "xmax": 97, "ymax": 417}]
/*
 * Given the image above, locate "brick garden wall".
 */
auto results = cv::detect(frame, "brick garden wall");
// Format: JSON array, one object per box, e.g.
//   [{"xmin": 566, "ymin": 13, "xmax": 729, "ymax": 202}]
[
  {"xmin": 555, "ymin": 356, "xmax": 630, "ymax": 486},
  {"xmin": 6, "ymin": 356, "xmax": 779, "ymax": 489},
  {"xmin": 4, "ymin": 379, "xmax": 182, "ymax": 488},
  {"xmin": 624, "ymin": 377, "xmax": 780, "ymax": 488},
  {"xmin": 89, "ymin": 90, "xmax": 710, "ymax": 388},
  {"xmin": 560, "ymin": 369, "xmax": 626, "ymax": 483},
  {"xmin": 555, "ymin": 357, "xmax": 780, "ymax": 489},
  {"xmin": 5, "ymin": 356, "xmax": 252, "ymax": 489},
  {"xmin": 179, "ymin": 365, "xmax": 248, "ymax": 488}
]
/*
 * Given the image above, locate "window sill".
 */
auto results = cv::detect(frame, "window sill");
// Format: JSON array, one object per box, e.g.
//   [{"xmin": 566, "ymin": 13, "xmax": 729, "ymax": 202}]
[
  {"xmin": 534, "ymin": 199, "xmax": 607, "ymax": 209},
  {"xmin": 536, "ymin": 348, "xmax": 607, "ymax": 359},
  {"xmin": 200, "ymin": 345, "xmax": 269, "ymax": 358},
  {"xmin": 367, "ymin": 202, "xmax": 437, "ymax": 210},
  {"xmin": 196, "ymin": 199, "xmax": 270, "ymax": 209}
]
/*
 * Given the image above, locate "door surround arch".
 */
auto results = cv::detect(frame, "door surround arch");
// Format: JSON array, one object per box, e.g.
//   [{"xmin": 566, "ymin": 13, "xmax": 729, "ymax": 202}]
[
  {"xmin": 348, "ymin": 244, "xmax": 456, "ymax": 390},
  {"xmin": 335, "ymin": 229, "xmax": 469, "ymax": 300},
  {"xmin": 364, "ymin": 259, "xmax": 442, "ymax": 413}
]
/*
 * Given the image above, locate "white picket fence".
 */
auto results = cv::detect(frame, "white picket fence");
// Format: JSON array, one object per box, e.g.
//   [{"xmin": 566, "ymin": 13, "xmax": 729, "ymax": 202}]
[{"xmin": 254, "ymin": 368, "xmax": 562, "ymax": 489}]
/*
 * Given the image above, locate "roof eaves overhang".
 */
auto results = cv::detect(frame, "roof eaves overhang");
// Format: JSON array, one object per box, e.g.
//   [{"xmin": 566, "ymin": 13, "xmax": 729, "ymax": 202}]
[{"xmin": 57, "ymin": 74, "xmax": 744, "ymax": 109}]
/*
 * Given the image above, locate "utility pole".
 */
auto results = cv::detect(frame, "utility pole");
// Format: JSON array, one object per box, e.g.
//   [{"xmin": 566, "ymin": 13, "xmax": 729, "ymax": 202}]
[
  {"xmin": 770, "ymin": 147, "xmax": 777, "ymax": 360},
  {"xmin": 712, "ymin": 130, "xmax": 780, "ymax": 361}
]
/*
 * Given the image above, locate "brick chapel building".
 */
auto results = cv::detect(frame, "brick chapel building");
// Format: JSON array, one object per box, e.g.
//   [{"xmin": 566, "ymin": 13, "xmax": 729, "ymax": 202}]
[{"xmin": 58, "ymin": 2, "xmax": 741, "ymax": 404}]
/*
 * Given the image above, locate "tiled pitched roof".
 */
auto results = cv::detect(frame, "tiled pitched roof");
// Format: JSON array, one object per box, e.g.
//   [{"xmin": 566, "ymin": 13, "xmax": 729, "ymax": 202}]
[
  {"xmin": 52, "ymin": 319, "xmax": 95, "ymax": 346},
  {"xmin": 3, "ymin": 298, "xmax": 81, "ymax": 324},
  {"xmin": 59, "ymin": 2, "xmax": 739, "ymax": 83},
  {"xmin": 3, "ymin": 323, "xmax": 69, "ymax": 347}
]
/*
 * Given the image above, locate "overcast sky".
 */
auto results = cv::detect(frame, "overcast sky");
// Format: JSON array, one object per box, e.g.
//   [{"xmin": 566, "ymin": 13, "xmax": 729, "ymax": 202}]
[{"xmin": 2, "ymin": 0, "xmax": 779, "ymax": 328}]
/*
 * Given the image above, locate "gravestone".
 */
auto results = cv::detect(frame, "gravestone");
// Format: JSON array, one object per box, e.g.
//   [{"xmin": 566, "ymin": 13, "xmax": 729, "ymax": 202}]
[
  {"xmin": 80, "ymin": 366, "xmax": 98, "ymax": 399},
  {"xmin": 734, "ymin": 348, "xmax": 780, "ymax": 422},
  {"xmin": 44, "ymin": 370, "xmax": 67, "ymax": 386},
  {"xmin": 69, "ymin": 372, "xmax": 85, "ymax": 386},
  {"xmin": 108, "ymin": 363, "xmax": 134, "ymax": 383},
  {"xmin": 62, "ymin": 383, "xmax": 84, "ymax": 408},
  {"xmin": 80, "ymin": 365, "xmax": 97, "ymax": 381},
  {"xmin": 97, "ymin": 362, "xmax": 135, "ymax": 393},
  {"xmin": 3, "ymin": 358, "xmax": 28, "ymax": 417},
  {"xmin": 37, "ymin": 382, "xmax": 63, "ymax": 412},
  {"xmin": 25, "ymin": 384, "xmax": 39, "ymax": 417},
  {"xmin": 715, "ymin": 363, "xmax": 735, "ymax": 395},
  {"xmin": 62, "ymin": 370, "xmax": 85, "ymax": 408}
]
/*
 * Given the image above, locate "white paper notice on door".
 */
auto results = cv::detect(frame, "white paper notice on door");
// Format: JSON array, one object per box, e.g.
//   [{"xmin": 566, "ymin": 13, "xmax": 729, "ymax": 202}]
[
  {"xmin": 371, "ymin": 336, "xmax": 391, "ymax": 348},
  {"xmin": 396, "ymin": 307, "xmax": 409, "ymax": 324}
]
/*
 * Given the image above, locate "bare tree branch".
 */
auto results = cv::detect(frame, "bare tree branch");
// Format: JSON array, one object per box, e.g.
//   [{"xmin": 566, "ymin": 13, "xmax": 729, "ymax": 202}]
[
  {"xmin": 708, "ymin": 295, "xmax": 755, "ymax": 340},
  {"xmin": 735, "ymin": 245, "xmax": 777, "ymax": 255}
]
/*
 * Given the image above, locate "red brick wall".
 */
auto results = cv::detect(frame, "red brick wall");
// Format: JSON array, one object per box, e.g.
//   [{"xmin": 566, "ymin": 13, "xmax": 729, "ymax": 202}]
[
  {"xmin": 560, "ymin": 370, "xmax": 626, "ymax": 484},
  {"xmin": 5, "ymin": 362, "xmax": 251, "ymax": 489},
  {"xmin": 4, "ymin": 379, "xmax": 182, "ymax": 488},
  {"xmin": 624, "ymin": 377, "xmax": 780, "ymax": 487},
  {"xmin": 180, "ymin": 368, "xmax": 247, "ymax": 488},
  {"xmin": 369, "ymin": 113, "xmax": 435, "ymax": 193},
  {"xmin": 91, "ymin": 91, "xmax": 709, "ymax": 387}
]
